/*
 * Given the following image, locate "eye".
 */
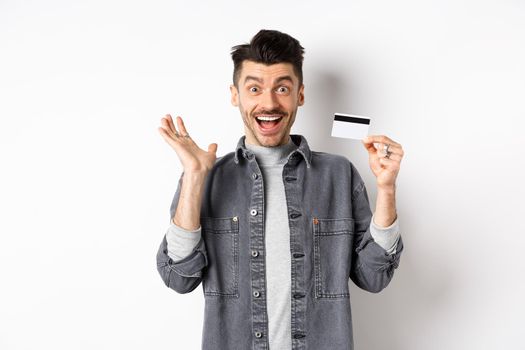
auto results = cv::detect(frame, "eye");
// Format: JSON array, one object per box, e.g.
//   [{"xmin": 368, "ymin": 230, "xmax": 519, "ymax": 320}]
[
  {"xmin": 277, "ymin": 86, "xmax": 290, "ymax": 93},
  {"xmin": 249, "ymin": 86, "xmax": 259, "ymax": 93}
]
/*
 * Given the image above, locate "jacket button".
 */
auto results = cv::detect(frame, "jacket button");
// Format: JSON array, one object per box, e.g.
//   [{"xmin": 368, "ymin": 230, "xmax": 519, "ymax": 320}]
[
  {"xmin": 253, "ymin": 291, "xmax": 260, "ymax": 298},
  {"xmin": 251, "ymin": 250, "xmax": 259, "ymax": 257},
  {"xmin": 232, "ymin": 216, "xmax": 238, "ymax": 222},
  {"xmin": 250, "ymin": 209, "xmax": 258, "ymax": 216},
  {"xmin": 255, "ymin": 331, "xmax": 262, "ymax": 338},
  {"xmin": 252, "ymin": 173, "xmax": 258, "ymax": 179}
]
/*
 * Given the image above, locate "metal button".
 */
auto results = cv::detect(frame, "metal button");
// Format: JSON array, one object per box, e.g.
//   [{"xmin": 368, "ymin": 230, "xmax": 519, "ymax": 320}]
[
  {"xmin": 255, "ymin": 331, "xmax": 262, "ymax": 338},
  {"xmin": 253, "ymin": 291, "xmax": 260, "ymax": 298},
  {"xmin": 250, "ymin": 209, "xmax": 258, "ymax": 216},
  {"xmin": 251, "ymin": 250, "xmax": 259, "ymax": 257},
  {"xmin": 232, "ymin": 216, "xmax": 238, "ymax": 222},
  {"xmin": 252, "ymin": 173, "xmax": 258, "ymax": 179}
]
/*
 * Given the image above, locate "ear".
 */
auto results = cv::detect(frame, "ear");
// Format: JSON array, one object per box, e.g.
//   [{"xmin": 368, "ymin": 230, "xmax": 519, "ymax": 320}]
[
  {"xmin": 230, "ymin": 84, "xmax": 239, "ymax": 107},
  {"xmin": 297, "ymin": 83, "xmax": 305, "ymax": 106}
]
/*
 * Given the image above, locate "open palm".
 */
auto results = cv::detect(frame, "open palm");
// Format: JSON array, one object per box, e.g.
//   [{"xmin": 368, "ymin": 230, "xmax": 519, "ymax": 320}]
[{"xmin": 158, "ymin": 114, "xmax": 218, "ymax": 173}]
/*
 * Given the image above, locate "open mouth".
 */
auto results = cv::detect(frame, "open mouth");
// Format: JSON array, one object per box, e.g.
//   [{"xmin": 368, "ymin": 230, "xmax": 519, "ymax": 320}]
[{"xmin": 255, "ymin": 115, "xmax": 284, "ymax": 131}]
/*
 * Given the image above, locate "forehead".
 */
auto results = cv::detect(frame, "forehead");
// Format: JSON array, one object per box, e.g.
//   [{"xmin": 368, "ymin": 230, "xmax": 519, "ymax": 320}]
[{"xmin": 239, "ymin": 60, "xmax": 298, "ymax": 84}]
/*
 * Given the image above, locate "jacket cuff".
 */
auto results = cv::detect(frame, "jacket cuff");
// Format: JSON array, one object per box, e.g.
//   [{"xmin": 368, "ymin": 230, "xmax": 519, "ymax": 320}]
[
  {"xmin": 158, "ymin": 234, "xmax": 208, "ymax": 279},
  {"xmin": 370, "ymin": 214, "xmax": 400, "ymax": 255},
  {"xmin": 165, "ymin": 222, "xmax": 202, "ymax": 262},
  {"xmin": 356, "ymin": 227, "xmax": 404, "ymax": 274}
]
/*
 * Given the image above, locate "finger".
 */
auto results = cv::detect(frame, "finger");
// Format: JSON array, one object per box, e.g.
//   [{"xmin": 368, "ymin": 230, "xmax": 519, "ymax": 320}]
[
  {"xmin": 368, "ymin": 142, "xmax": 404, "ymax": 162},
  {"xmin": 382, "ymin": 152, "xmax": 402, "ymax": 162},
  {"xmin": 208, "ymin": 143, "xmax": 218, "ymax": 154},
  {"xmin": 363, "ymin": 135, "xmax": 401, "ymax": 148},
  {"xmin": 362, "ymin": 139, "xmax": 379, "ymax": 155},
  {"xmin": 385, "ymin": 147, "xmax": 404, "ymax": 160},
  {"xmin": 177, "ymin": 116, "xmax": 189, "ymax": 136},
  {"xmin": 363, "ymin": 140, "xmax": 391, "ymax": 156},
  {"xmin": 158, "ymin": 127, "xmax": 179, "ymax": 148},
  {"xmin": 165, "ymin": 114, "xmax": 179, "ymax": 136},
  {"xmin": 161, "ymin": 117, "xmax": 178, "ymax": 139},
  {"xmin": 375, "ymin": 143, "xmax": 403, "ymax": 156},
  {"xmin": 382, "ymin": 143, "xmax": 403, "ymax": 153},
  {"xmin": 364, "ymin": 142, "xmax": 399, "ymax": 159}
]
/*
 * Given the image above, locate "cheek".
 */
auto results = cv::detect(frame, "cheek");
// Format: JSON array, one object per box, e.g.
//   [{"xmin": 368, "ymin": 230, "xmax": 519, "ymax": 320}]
[
  {"xmin": 282, "ymin": 99, "xmax": 297, "ymax": 111},
  {"xmin": 239, "ymin": 97, "xmax": 253, "ymax": 109},
  {"xmin": 238, "ymin": 102, "xmax": 253, "ymax": 120},
  {"xmin": 240, "ymin": 99, "xmax": 257, "ymax": 115}
]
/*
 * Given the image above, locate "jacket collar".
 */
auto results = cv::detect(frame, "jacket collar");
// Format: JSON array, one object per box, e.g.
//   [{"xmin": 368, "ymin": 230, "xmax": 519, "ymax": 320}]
[{"xmin": 234, "ymin": 134, "xmax": 312, "ymax": 169}]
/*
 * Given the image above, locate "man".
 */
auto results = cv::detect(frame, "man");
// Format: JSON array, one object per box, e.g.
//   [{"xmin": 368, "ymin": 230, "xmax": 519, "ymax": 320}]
[{"xmin": 156, "ymin": 29, "xmax": 404, "ymax": 350}]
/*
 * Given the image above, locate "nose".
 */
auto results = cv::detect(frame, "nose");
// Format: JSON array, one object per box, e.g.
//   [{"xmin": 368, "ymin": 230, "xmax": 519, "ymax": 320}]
[{"xmin": 259, "ymin": 88, "xmax": 279, "ymax": 110}]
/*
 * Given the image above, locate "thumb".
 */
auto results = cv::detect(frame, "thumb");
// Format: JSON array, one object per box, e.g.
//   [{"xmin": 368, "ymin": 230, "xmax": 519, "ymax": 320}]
[
  {"xmin": 208, "ymin": 143, "xmax": 218, "ymax": 154},
  {"xmin": 362, "ymin": 140, "xmax": 376, "ymax": 155}
]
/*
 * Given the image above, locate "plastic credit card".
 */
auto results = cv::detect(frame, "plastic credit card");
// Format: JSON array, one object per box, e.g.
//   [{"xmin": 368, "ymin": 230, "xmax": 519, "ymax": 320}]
[{"xmin": 331, "ymin": 113, "xmax": 371, "ymax": 140}]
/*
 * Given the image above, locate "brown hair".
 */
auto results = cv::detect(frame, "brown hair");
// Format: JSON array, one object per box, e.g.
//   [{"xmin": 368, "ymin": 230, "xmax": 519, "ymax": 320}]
[{"xmin": 230, "ymin": 29, "xmax": 305, "ymax": 88}]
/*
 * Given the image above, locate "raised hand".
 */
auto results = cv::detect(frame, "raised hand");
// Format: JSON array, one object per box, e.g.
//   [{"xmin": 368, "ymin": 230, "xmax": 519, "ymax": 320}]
[
  {"xmin": 362, "ymin": 135, "xmax": 404, "ymax": 190},
  {"xmin": 158, "ymin": 114, "xmax": 218, "ymax": 174}
]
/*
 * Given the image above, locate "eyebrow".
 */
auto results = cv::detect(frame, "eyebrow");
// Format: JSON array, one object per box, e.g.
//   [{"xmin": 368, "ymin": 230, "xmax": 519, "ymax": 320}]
[{"xmin": 243, "ymin": 75, "xmax": 294, "ymax": 85}]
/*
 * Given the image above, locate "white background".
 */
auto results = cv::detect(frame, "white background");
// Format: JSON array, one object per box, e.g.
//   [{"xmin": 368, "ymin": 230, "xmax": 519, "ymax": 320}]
[{"xmin": 1, "ymin": 1, "xmax": 524, "ymax": 349}]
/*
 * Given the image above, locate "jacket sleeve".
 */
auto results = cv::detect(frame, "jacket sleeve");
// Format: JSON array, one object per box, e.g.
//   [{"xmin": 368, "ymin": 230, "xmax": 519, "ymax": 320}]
[
  {"xmin": 349, "ymin": 165, "xmax": 404, "ymax": 293},
  {"xmin": 156, "ymin": 171, "xmax": 208, "ymax": 294}
]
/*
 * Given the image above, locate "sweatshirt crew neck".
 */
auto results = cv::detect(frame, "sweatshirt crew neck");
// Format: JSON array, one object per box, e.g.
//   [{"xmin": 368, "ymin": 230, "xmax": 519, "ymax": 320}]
[{"xmin": 244, "ymin": 136, "xmax": 298, "ymax": 166}]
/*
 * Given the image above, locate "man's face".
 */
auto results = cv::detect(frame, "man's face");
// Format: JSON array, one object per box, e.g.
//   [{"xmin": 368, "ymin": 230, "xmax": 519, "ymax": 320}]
[{"xmin": 230, "ymin": 60, "xmax": 304, "ymax": 147}]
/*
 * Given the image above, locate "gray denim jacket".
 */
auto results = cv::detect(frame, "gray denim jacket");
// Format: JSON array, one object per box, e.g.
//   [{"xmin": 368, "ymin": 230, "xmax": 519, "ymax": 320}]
[{"xmin": 156, "ymin": 134, "xmax": 404, "ymax": 350}]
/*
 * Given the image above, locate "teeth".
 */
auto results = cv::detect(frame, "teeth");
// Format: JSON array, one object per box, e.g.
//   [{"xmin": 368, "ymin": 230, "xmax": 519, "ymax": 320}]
[{"xmin": 256, "ymin": 116, "xmax": 282, "ymax": 121}]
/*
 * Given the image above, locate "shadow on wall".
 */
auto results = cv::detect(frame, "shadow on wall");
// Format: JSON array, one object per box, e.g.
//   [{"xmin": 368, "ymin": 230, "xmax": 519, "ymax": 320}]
[
  {"xmin": 299, "ymin": 67, "xmax": 349, "ymax": 152},
  {"xmin": 350, "ymin": 250, "xmax": 455, "ymax": 350},
  {"xmin": 302, "ymin": 68, "xmax": 455, "ymax": 349},
  {"xmin": 299, "ymin": 65, "xmax": 369, "ymax": 168}
]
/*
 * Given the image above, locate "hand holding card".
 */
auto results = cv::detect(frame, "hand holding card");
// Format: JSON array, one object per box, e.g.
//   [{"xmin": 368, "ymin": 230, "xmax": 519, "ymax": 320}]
[{"xmin": 362, "ymin": 134, "xmax": 404, "ymax": 190}]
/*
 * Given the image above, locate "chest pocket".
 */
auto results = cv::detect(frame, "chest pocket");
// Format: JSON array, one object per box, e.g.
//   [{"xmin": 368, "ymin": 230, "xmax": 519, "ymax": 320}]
[
  {"xmin": 201, "ymin": 216, "xmax": 239, "ymax": 297},
  {"xmin": 313, "ymin": 217, "xmax": 354, "ymax": 298}
]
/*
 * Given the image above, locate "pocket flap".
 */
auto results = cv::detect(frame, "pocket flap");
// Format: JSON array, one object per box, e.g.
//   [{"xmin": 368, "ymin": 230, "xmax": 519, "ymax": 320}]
[
  {"xmin": 201, "ymin": 216, "xmax": 239, "ymax": 233},
  {"xmin": 313, "ymin": 217, "xmax": 354, "ymax": 236}
]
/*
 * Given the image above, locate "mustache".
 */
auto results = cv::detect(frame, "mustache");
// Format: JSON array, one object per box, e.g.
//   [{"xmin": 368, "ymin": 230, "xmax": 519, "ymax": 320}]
[{"xmin": 253, "ymin": 110, "xmax": 286, "ymax": 117}]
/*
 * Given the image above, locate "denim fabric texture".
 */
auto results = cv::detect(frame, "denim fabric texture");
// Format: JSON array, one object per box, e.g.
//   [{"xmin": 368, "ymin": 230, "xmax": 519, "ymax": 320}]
[{"xmin": 156, "ymin": 134, "xmax": 404, "ymax": 350}]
